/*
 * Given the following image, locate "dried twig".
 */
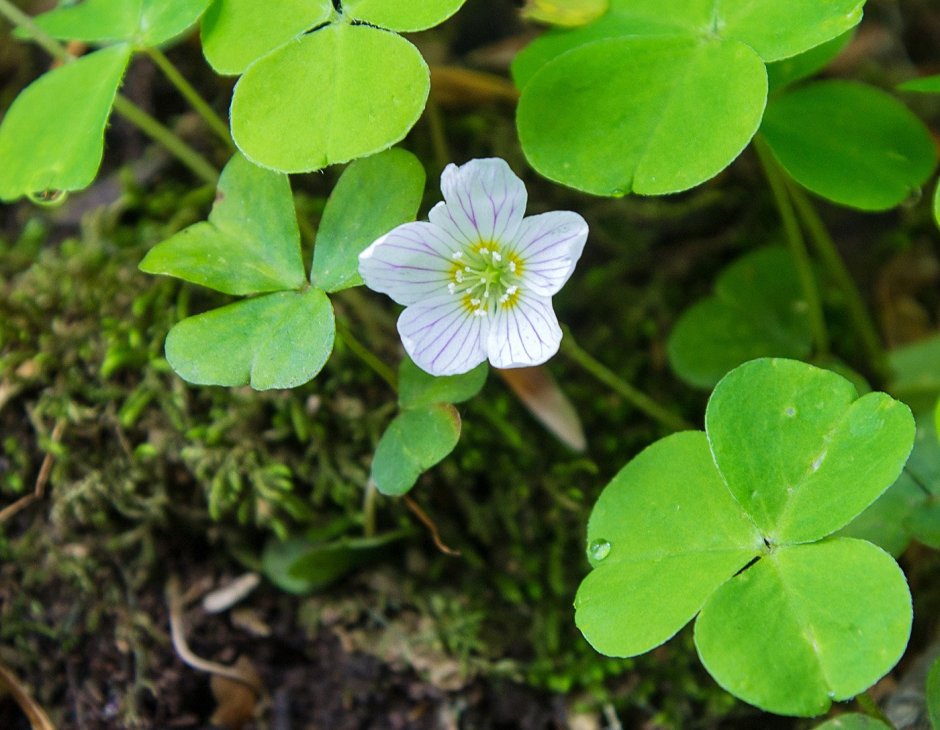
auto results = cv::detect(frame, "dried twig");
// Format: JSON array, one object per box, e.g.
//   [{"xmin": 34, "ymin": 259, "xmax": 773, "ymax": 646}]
[
  {"xmin": 0, "ymin": 659, "xmax": 56, "ymax": 730},
  {"xmin": 402, "ymin": 495, "xmax": 461, "ymax": 556},
  {"xmin": 0, "ymin": 419, "xmax": 66, "ymax": 524},
  {"xmin": 165, "ymin": 575, "xmax": 265, "ymax": 697}
]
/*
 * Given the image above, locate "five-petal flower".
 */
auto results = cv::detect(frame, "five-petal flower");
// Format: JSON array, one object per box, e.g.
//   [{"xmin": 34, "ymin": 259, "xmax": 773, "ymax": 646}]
[{"xmin": 359, "ymin": 158, "xmax": 589, "ymax": 376}]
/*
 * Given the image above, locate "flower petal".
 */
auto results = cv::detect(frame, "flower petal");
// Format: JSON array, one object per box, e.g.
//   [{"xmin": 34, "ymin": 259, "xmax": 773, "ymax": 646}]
[
  {"xmin": 358, "ymin": 222, "xmax": 457, "ymax": 306},
  {"xmin": 398, "ymin": 293, "xmax": 489, "ymax": 376},
  {"xmin": 486, "ymin": 292, "xmax": 563, "ymax": 369},
  {"xmin": 508, "ymin": 211, "xmax": 588, "ymax": 297},
  {"xmin": 431, "ymin": 158, "xmax": 527, "ymax": 245}
]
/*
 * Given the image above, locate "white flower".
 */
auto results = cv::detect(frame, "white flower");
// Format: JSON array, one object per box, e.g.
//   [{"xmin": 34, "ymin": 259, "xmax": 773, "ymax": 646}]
[{"xmin": 358, "ymin": 158, "xmax": 589, "ymax": 376}]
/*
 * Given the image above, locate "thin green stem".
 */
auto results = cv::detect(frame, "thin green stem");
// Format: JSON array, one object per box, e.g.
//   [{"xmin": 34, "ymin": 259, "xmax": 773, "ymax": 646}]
[
  {"xmin": 0, "ymin": 0, "xmax": 71, "ymax": 62},
  {"xmin": 560, "ymin": 326, "xmax": 691, "ymax": 432},
  {"xmin": 145, "ymin": 47, "xmax": 234, "ymax": 149},
  {"xmin": 754, "ymin": 137, "xmax": 830, "ymax": 359},
  {"xmin": 856, "ymin": 691, "xmax": 895, "ymax": 728},
  {"xmin": 0, "ymin": 1, "xmax": 219, "ymax": 186},
  {"xmin": 112, "ymin": 97, "xmax": 219, "ymax": 185},
  {"xmin": 336, "ymin": 320, "xmax": 398, "ymax": 391},
  {"xmin": 424, "ymin": 96, "xmax": 450, "ymax": 173},
  {"xmin": 786, "ymin": 178, "xmax": 890, "ymax": 381}
]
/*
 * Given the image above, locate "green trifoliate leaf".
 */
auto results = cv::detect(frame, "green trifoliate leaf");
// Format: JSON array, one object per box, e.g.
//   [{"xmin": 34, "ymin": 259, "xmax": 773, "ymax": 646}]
[
  {"xmin": 343, "ymin": 0, "xmax": 467, "ymax": 32},
  {"xmin": 166, "ymin": 288, "xmax": 335, "ymax": 390},
  {"xmin": 760, "ymin": 81, "xmax": 936, "ymax": 211},
  {"xmin": 521, "ymin": 0, "xmax": 609, "ymax": 28},
  {"xmin": 511, "ymin": 0, "xmax": 864, "ymax": 88},
  {"xmin": 889, "ymin": 332, "xmax": 940, "ymax": 412},
  {"xmin": 398, "ymin": 356, "xmax": 488, "ymax": 410},
  {"xmin": 695, "ymin": 539, "xmax": 912, "ymax": 717},
  {"xmin": 935, "ymin": 179, "xmax": 940, "ymax": 231},
  {"xmin": 706, "ymin": 358, "xmax": 915, "ymax": 544},
  {"xmin": 231, "ymin": 23, "xmax": 429, "ymax": 173},
  {"xmin": 140, "ymin": 153, "xmax": 305, "ymax": 295},
  {"xmin": 766, "ymin": 30, "xmax": 853, "ymax": 91},
  {"xmin": 813, "ymin": 716, "xmax": 891, "ymax": 730},
  {"xmin": 574, "ymin": 431, "xmax": 763, "ymax": 658},
  {"xmin": 517, "ymin": 35, "xmax": 767, "ymax": 196},
  {"xmin": 836, "ymin": 473, "xmax": 924, "ymax": 556},
  {"xmin": 200, "ymin": 0, "xmax": 333, "ymax": 75},
  {"xmin": 371, "ymin": 405, "xmax": 462, "ymax": 496},
  {"xmin": 311, "ymin": 148, "xmax": 425, "ymax": 293},
  {"xmin": 33, "ymin": 0, "xmax": 211, "ymax": 47},
  {"xmin": 667, "ymin": 247, "xmax": 813, "ymax": 389},
  {"xmin": 0, "ymin": 45, "xmax": 131, "ymax": 202}
]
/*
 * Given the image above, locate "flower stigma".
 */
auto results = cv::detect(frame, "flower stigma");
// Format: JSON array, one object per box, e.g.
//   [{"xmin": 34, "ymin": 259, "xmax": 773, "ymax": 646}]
[{"xmin": 448, "ymin": 242, "xmax": 524, "ymax": 317}]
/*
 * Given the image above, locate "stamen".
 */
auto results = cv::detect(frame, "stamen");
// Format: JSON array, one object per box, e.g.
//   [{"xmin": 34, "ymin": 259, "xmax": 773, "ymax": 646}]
[
  {"xmin": 491, "ymin": 252, "xmax": 502, "ymax": 262},
  {"xmin": 452, "ymin": 251, "xmax": 463, "ymax": 259},
  {"xmin": 455, "ymin": 271, "xmax": 464, "ymax": 283},
  {"xmin": 508, "ymin": 261, "xmax": 517, "ymax": 273},
  {"xmin": 448, "ymin": 283, "xmax": 457, "ymax": 294}
]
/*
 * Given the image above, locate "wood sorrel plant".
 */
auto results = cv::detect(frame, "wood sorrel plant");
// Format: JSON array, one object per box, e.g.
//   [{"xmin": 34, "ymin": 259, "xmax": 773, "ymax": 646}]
[{"xmin": 1, "ymin": 0, "xmax": 939, "ymax": 723}]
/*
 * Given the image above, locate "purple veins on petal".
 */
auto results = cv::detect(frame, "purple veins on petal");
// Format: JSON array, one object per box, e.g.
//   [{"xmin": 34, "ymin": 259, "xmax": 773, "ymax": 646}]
[
  {"xmin": 486, "ymin": 292, "xmax": 563, "ymax": 369},
  {"xmin": 440, "ymin": 158, "xmax": 528, "ymax": 244},
  {"xmin": 398, "ymin": 294, "xmax": 488, "ymax": 376},
  {"xmin": 508, "ymin": 211, "xmax": 589, "ymax": 297}
]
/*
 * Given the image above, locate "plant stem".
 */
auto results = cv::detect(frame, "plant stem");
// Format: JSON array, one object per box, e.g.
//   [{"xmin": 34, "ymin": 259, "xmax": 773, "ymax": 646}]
[
  {"xmin": 0, "ymin": 0, "xmax": 219, "ymax": 186},
  {"xmin": 786, "ymin": 179, "xmax": 890, "ymax": 381},
  {"xmin": 857, "ymin": 691, "xmax": 895, "ymax": 728},
  {"xmin": 336, "ymin": 320, "xmax": 398, "ymax": 391},
  {"xmin": 560, "ymin": 326, "xmax": 691, "ymax": 432},
  {"xmin": 362, "ymin": 478, "xmax": 377, "ymax": 538},
  {"xmin": 754, "ymin": 137, "xmax": 830, "ymax": 359},
  {"xmin": 112, "ymin": 97, "xmax": 219, "ymax": 185},
  {"xmin": 144, "ymin": 47, "xmax": 234, "ymax": 149}
]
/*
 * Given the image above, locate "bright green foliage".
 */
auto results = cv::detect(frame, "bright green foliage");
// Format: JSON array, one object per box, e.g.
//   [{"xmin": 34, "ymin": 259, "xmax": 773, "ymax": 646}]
[
  {"xmin": 262, "ymin": 528, "xmax": 410, "ymax": 594},
  {"xmin": 837, "ymin": 472, "xmax": 925, "ymax": 555},
  {"xmin": 371, "ymin": 405, "xmax": 462, "ymax": 496},
  {"xmin": 706, "ymin": 359, "xmax": 915, "ymax": 544},
  {"xmin": 899, "ymin": 74, "xmax": 940, "ymax": 94},
  {"xmin": 696, "ymin": 539, "xmax": 911, "ymax": 716},
  {"xmin": 928, "ymin": 654, "xmax": 940, "ymax": 730},
  {"xmin": 766, "ymin": 31, "xmax": 853, "ymax": 91},
  {"xmin": 140, "ymin": 153, "xmax": 305, "ymax": 295},
  {"xmin": 343, "ymin": 0, "xmax": 467, "ymax": 33},
  {"xmin": 813, "ymin": 716, "xmax": 891, "ymax": 730},
  {"xmin": 398, "ymin": 357, "xmax": 488, "ymax": 410},
  {"xmin": 761, "ymin": 82, "xmax": 936, "ymax": 211},
  {"xmin": 576, "ymin": 431, "xmax": 764, "ymax": 657},
  {"xmin": 512, "ymin": 0, "xmax": 865, "ymax": 195},
  {"xmin": 165, "ymin": 287, "xmax": 335, "ymax": 390},
  {"xmin": 200, "ymin": 0, "xmax": 333, "ymax": 75},
  {"xmin": 935, "ymin": 179, "xmax": 940, "ymax": 230},
  {"xmin": 33, "ymin": 0, "xmax": 211, "ymax": 47},
  {"xmin": 577, "ymin": 358, "xmax": 915, "ymax": 716},
  {"xmin": 667, "ymin": 247, "xmax": 813, "ymax": 389},
  {"xmin": 231, "ymin": 24, "xmax": 429, "ymax": 173},
  {"xmin": 0, "ymin": 45, "xmax": 131, "ymax": 202},
  {"xmin": 517, "ymin": 36, "xmax": 767, "ymax": 196},
  {"xmin": 311, "ymin": 148, "xmax": 426, "ymax": 293}
]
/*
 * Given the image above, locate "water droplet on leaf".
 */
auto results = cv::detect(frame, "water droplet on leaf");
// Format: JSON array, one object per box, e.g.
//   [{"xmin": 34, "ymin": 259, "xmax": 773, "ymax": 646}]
[
  {"xmin": 589, "ymin": 538, "xmax": 611, "ymax": 561},
  {"xmin": 27, "ymin": 189, "xmax": 68, "ymax": 207}
]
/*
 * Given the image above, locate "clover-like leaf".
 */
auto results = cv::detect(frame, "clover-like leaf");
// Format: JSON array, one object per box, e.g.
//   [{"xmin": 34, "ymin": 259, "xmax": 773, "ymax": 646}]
[
  {"xmin": 695, "ymin": 539, "xmax": 912, "ymax": 717},
  {"xmin": 517, "ymin": 35, "xmax": 767, "ymax": 196},
  {"xmin": 200, "ymin": 0, "xmax": 333, "ymax": 75},
  {"xmin": 667, "ymin": 247, "xmax": 813, "ymax": 389},
  {"xmin": 766, "ymin": 30, "xmax": 853, "ymax": 91},
  {"xmin": 760, "ymin": 81, "xmax": 937, "ymax": 211},
  {"xmin": 231, "ymin": 23, "xmax": 429, "ymax": 173},
  {"xmin": 342, "ymin": 0, "xmax": 467, "ymax": 32},
  {"xmin": 836, "ymin": 473, "xmax": 925, "ymax": 556},
  {"xmin": 706, "ymin": 358, "xmax": 915, "ymax": 544},
  {"xmin": 575, "ymin": 431, "xmax": 764, "ymax": 657},
  {"xmin": 33, "ymin": 0, "xmax": 211, "ymax": 47},
  {"xmin": 165, "ymin": 288, "xmax": 335, "ymax": 390},
  {"xmin": 899, "ymin": 74, "xmax": 940, "ymax": 94},
  {"xmin": 311, "ymin": 148, "xmax": 425, "ymax": 293},
  {"xmin": 398, "ymin": 355, "xmax": 488, "ymax": 410},
  {"xmin": 578, "ymin": 358, "xmax": 916, "ymax": 716},
  {"xmin": 511, "ymin": 0, "xmax": 864, "ymax": 89},
  {"xmin": 371, "ymin": 404, "xmax": 461, "ymax": 496},
  {"xmin": 0, "ymin": 45, "xmax": 131, "ymax": 202},
  {"xmin": 140, "ymin": 153, "xmax": 305, "ymax": 295}
]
